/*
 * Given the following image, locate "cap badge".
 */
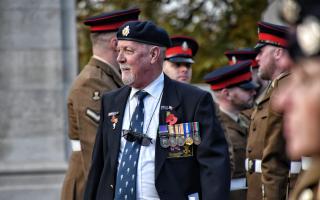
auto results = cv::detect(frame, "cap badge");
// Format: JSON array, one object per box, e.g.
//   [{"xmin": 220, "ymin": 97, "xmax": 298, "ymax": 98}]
[
  {"xmin": 297, "ymin": 16, "xmax": 320, "ymax": 56},
  {"xmin": 182, "ymin": 41, "xmax": 189, "ymax": 51},
  {"xmin": 122, "ymin": 25, "xmax": 130, "ymax": 37},
  {"xmin": 282, "ymin": 0, "xmax": 300, "ymax": 24},
  {"xmin": 232, "ymin": 56, "xmax": 237, "ymax": 64}
]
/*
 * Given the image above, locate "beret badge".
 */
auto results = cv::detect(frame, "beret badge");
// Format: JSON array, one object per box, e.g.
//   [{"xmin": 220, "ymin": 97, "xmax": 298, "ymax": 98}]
[
  {"xmin": 297, "ymin": 16, "xmax": 320, "ymax": 56},
  {"xmin": 122, "ymin": 25, "xmax": 130, "ymax": 37}
]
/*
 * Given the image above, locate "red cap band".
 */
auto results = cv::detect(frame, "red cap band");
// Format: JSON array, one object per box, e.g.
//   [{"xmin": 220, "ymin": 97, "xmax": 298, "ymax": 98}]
[
  {"xmin": 90, "ymin": 21, "xmax": 127, "ymax": 32},
  {"xmin": 258, "ymin": 33, "xmax": 287, "ymax": 47},
  {"xmin": 210, "ymin": 71, "xmax": 252, "ymax": 90},
  {"xmin": 166, "ymin": 46, "xmax": 192, "ymax": 58}
]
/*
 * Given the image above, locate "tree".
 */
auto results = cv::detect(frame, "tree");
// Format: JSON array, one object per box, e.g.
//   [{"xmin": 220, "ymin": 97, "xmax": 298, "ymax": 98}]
[{"xmin": 76, "ymin": 0, "xmax": 267, "ymax": 82}]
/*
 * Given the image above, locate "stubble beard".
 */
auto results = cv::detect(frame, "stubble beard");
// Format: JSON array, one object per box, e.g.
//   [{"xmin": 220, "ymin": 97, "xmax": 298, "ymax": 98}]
[{"xmin": 120, "ymin": 64, "xmax": 135, "ymax": 86}]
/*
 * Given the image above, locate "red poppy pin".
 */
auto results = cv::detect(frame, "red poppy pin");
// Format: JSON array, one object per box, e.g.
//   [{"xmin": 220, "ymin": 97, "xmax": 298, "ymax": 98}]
[{"xmin": 166, "ymin": 113, "xmax": 178, "ymax": 125}]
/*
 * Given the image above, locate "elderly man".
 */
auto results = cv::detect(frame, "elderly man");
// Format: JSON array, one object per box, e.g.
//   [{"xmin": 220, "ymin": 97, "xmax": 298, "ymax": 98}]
[
  {"xmin": 84, "ymin": 20, "xmax": 230, "ymax": 200},
  {"xmin": 246, "ymin": 21, "xmax": 301, "ymax": 200},
  {"xmin": 61, "ymin": 8, "xmax": 140, "ymax": 200},
  {"xmin": 204, "ymin": 61, "xmax": 257, "ymax": 200},
  {"xmin": 163, "ymin": 35, "xmax": 198, "ymax": 83}
]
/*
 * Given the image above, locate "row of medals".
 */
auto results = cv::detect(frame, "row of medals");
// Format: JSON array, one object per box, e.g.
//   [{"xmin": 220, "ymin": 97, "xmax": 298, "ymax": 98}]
[{"xmin": 158, "ymin": 122, "xmax": 201, "ymax": 148}]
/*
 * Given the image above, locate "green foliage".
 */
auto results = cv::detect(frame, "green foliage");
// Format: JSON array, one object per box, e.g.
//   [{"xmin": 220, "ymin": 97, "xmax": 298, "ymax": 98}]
[{"xmin": 76, "ymin": 0, "xmax": 267, "ymax": 82}]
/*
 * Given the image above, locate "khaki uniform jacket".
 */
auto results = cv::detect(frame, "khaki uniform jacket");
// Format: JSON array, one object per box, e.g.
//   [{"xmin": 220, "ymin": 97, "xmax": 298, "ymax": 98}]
[
  {"xmin": 290, "ymin": 157, "xmax": 320, "ymax": 200},
  {"xmin": 218, "ymin": 110, "xmax": 248, "ymax": 200},
  {"xmin": 61, "ymin": 57, "xmax": 123, "ymax": 200},
  {"xmin": 247, "ymin": 73, "xmax": 298, "ymax": 200}
]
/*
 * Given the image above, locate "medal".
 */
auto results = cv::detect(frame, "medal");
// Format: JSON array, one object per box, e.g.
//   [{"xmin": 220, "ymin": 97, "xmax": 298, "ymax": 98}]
[
  {"xmin": 183, "ymin": 123, "xmax": 193, "ymax": 145},
  {"xmin": 176, "ymin": 124, "xmax": 185, "ymax": 146},
  {"xmin": 192, "ymin": 122, "xmax": 201, "ymax": 145},
  {"xmin": 159, "ymin": 125, "xmax": 169, "ymax": 148},
  {"xmin": 168, "ymin": 125, "xmax": 177, "ymax": 147}
]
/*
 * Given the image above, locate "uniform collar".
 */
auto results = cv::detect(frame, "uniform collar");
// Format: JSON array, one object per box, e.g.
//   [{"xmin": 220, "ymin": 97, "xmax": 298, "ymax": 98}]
[{"xmin": 219, "ymin": 106, "xmax": 239, "ymax": 122}]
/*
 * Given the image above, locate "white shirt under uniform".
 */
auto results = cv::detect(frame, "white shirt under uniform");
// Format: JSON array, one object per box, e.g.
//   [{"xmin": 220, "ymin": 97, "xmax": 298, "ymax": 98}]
[{"xmin": 117, "ymin": 73, "xmax": 164, "ymax": 200}]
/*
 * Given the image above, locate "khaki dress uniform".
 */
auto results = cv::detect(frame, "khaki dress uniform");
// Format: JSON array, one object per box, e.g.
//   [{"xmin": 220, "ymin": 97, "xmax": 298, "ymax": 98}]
[
  {"xmin": 218, "ymin": 110, "xmax": 249, "ymax": 200},
  {"xmin": 290, "ymin": 157, "xmax": 320, "ymax": 200},
  {"xmin": 61, "ymin": 57, "xmax": 123, "ymax": 200},
  {"xmin": 246, "ymin": 73, "xmax": 301, "ymax": 200}
]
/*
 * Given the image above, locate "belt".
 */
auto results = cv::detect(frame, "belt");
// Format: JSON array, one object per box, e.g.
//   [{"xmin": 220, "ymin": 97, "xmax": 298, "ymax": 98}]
[
  {"xmin": 230, "ymin": 178, "xmax": 247, "ymax": 191},
  {"xmin": 70, "ymin": 139, "xmax": 81, "ymax": 151},
  {"xmin": 245, "ymin": 158, "xmax": 301, "ymax": 174},
  {"xmin": 301, "ymin": 156, "xmax": 312, "ymax": 170}
]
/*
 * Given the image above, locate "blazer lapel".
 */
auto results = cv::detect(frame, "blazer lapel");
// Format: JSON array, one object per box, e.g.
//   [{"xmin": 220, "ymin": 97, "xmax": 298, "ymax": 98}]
[
  {"xmin": 109, "ymin": 86, "xmax": 131, "ymax": 172},
  {"xmin": 155, "ymin": 75, "xmax": 182, "ymax": 179}
]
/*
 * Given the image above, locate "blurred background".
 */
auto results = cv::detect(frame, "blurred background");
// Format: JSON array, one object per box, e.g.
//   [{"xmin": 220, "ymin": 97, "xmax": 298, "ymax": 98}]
[{"xmin": 0, "ymin": 0, "xmax": 284, "ymax": 199}]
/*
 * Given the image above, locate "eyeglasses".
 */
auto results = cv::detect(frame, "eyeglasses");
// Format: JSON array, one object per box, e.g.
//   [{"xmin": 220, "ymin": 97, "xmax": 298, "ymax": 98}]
[{"xmin": 122, "ymin": 130, "xmax": 153, "ymax": 146}]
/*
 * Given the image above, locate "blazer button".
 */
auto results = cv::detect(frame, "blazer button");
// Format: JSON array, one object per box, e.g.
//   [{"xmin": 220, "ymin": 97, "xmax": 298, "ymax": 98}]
[{"xmin": 110, "ymin": 184, "xmax": 114, "ymax": 189}]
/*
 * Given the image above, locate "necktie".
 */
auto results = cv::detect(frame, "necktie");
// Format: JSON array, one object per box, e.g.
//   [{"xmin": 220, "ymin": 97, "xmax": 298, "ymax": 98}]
[{"xmin": 115, "ymin": 90, "xmax": 148, "ymax": 200}]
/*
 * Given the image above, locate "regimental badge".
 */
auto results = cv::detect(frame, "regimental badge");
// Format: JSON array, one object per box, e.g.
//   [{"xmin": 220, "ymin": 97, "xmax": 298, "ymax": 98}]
[
  {"xmin": 166, "ymin": 112, "xmax": 178, "ymax": 125},
  {"xmin": 168, "ymin": 125, "xmax": 177, "ymax": 147},
  {"xmin": 282, "ymin": 0, "xmax": 300, "ymax": 24},
  {"xmin": 159, "ymin": 125, "xmax": 170, "ymax": 148},
  {"xmin": 92, "ymin": 91, "xmax": 100, "ymax": 101},
  {"xmin": 231, "ymin": 56, "xmax": 237, "ymax": 65},
  {"xmin": 122, "ymin": 25, "xmax": 130, "ymax": 37},
  {"xmin": 111, "ymin": 115, "xmax": 118, "ymax": 129},
  {"xmin": 192, "ymin": 122, "xmax": 201, "ymax": 145},
  {"xmin": 297, "ymin": 16, "xmax": 320, "ymax": 57},
  {"xmin": 182, "ymin": 41, "xmax": 189, "ymax": 51},
  {"xmin": 108, "ymin": 111, "xmax": 120, "ymax": 130},
  {"xmin": 183, "ymin": 123, "xmax": 193, "ymax": 145}
]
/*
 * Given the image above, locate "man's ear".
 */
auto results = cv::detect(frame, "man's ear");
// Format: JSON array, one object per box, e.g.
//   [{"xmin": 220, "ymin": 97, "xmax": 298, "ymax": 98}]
[
  {"xmin": 150, "ymin": 46, "xmax": 161, "ymax": 64},
  {"xmin": 274, "ymin": 47, "xmax": 283, "ymax": 60},
  {"xmin": 110, "ymin": 36, "xmax": 118, "ymax": 50},
  {"xmin": 221, "ymin": 88, "xmax": 230, "ymax": 99}
]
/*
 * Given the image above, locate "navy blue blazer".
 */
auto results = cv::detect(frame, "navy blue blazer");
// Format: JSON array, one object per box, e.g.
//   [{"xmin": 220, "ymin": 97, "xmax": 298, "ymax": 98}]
[{"xmin": 84, "ymin": 75, "xmax": 230, "ymax": 200}]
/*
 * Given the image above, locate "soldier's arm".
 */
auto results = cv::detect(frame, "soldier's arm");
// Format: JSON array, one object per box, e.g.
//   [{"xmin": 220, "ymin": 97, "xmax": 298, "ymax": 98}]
[{"xmin": 261, "ymin": 105, "xmax": 290, "ymax": 200}]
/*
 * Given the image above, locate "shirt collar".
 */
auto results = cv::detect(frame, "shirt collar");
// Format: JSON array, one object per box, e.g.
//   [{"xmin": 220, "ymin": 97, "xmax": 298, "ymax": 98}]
[{"xmin": 130, "ymin": 73, "xmax": 164, "ymax": 100}]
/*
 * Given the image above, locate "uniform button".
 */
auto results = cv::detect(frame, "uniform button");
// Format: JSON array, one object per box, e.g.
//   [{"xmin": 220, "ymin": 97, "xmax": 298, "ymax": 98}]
[
  {"xmin": 248, "ymin": 148, "xmax": 252, "ymax": 153},
  {"xmin": 110, "ymin": 184, "xmax": 113, "ymax": 189}
]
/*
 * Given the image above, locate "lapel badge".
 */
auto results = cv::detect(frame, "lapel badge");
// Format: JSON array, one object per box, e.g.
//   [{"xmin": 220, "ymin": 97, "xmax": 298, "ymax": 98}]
[
  {"xmin": 166, "ymin": 112, "xmax": 178, "ymax": 125},
  {"xmin": 92, "ymin": 91, "xmax": 100, "ymax": 101},
  {"xmin": 111, "ymin": 115, "xmax": 118, "ymax": 129},
  {"xmin": 108, "ymin": 112, "xmax": 119, "ymax": 129},
  {"xmin": 160, "ymin": 105, "xmax": 173, "ymax": 111},
  {"xmin": 122, "ymin": 25, "xmax": 130, "ymax": 36}
]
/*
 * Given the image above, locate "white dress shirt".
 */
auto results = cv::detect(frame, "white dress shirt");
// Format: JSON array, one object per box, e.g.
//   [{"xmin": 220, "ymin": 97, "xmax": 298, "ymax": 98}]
[{"xmin": 117, "ymin": 73, "xmax": 164, "ymax": 200}]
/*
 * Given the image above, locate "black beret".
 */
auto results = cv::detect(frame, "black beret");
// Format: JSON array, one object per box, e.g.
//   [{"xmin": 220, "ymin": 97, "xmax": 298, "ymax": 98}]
[
  {"xmin": 203, "ymin": 60, "xmax": 257, "ymax": 91},
  {"xmin": 117, "ymin": 20, "xmax": 171, "ymax": 48},
  {"xmin": 165, "ymin": 35, "xmax": 199, "ymax": 64},
  {"xmin": 83, "ymin": 8, "xmax": 140, "ymax": 33}
]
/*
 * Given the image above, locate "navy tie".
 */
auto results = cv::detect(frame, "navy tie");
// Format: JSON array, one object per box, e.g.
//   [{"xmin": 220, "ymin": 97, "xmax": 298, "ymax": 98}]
[{"xmin": 115, "ymin": 90, "xmax": 148, "ymax": 200}]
